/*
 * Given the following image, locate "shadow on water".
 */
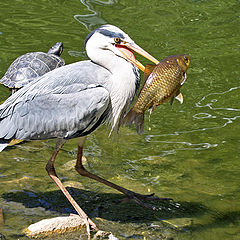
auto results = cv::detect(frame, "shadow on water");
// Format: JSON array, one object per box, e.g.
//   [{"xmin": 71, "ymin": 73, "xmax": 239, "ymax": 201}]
[
  {"xmin": 3, "ymin": 187, "xmax": 238, "ymax": 239},
  {"xmin": 2, "ymin": 188, "xmax": 207, "ymax": 223},
  {"xmin": 0, "ymin": 187, "xmax": 208, "ymax": 239}
]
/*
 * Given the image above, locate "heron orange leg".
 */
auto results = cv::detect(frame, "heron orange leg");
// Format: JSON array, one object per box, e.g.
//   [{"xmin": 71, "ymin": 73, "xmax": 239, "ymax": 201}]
[
  {"xmin": 75, "ymin": 137, "xmax": 172, "ymax": 210},
  {"xmin": 45, "ymin": 139, "xmax": 98, "ymax": 238}
]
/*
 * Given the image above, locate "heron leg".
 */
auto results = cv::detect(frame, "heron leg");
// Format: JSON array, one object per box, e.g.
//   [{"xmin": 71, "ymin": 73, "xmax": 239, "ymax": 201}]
[
  {"xmin": 75, "ymin": 137, "xmax": 172, "ymax": 210},
  {"xmin": 45, "ymin": 138, "xmax": 97, "ymax": 237}
]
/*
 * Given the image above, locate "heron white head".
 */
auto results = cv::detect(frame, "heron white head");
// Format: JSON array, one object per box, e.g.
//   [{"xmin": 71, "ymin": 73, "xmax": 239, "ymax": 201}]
[
  {"xmin": 85, "ymin": 24, "xmax": 159, "ymax": 72},
  {"xmin": 84, "ymin": 25, "xmax": 160, "ymax": 132}
]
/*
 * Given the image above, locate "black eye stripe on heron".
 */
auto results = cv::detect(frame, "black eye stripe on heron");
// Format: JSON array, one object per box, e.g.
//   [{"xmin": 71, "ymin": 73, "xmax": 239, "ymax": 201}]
[{"xmin": 85, "ymin": 25, "xmax": 125, "ymax": 46}]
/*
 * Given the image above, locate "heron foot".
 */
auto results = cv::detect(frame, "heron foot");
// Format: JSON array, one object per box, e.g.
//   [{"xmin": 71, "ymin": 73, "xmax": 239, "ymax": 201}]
[
  {"xmin": 84, "ymin": 217, "xmax": 98, "ymax": 239},
  {"xmin": 117, "ymin": 191, "xmax": 173, "ymax": 210}
]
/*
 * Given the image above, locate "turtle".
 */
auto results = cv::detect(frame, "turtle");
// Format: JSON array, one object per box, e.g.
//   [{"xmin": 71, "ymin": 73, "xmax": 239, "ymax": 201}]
[{"xmin": 0, "ymin": 42, "xmax": 65, "ymax": 94}]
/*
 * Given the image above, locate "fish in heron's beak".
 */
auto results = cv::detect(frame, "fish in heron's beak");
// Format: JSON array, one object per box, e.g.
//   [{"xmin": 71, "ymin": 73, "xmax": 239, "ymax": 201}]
[
  {"xmin": 122, "ymin": 54, "xmax": 191, "ymax": 134},
  {"xmin": 115, "ymin": 42, "xmax": 159, "ymax": 72}
]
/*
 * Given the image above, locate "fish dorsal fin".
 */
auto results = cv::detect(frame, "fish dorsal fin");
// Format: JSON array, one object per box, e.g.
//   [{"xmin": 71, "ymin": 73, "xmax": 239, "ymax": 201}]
[
  {"xmin": 176, "ymin": 92, "xmax": 184, "ymax": 104},
  {"xmin": 143, "ymin": 64, "xmax": 156, "ymax": 82}
]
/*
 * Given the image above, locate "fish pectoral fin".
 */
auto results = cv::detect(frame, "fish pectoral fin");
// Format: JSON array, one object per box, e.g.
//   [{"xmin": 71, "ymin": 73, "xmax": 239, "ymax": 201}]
[
  {"xmin": 175, "ymin": 92, "xmax": 184, "ymax": 104},
  {"xmin": 148, "ymin": 105, "xmax": 156, "ymax": 115},
  {"xmin": 143, "ymin": 64, "xmax": 156, "ymax": 82}
]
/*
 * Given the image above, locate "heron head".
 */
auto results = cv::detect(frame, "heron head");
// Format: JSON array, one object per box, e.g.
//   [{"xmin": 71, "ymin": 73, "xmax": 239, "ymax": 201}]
[{"xmin": 85, "ymin": 25, "xmax": 159, "ymax": 72}]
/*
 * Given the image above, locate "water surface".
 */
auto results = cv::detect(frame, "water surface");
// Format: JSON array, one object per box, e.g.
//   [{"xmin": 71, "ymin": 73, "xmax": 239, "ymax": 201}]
[{"xmin": 0, "ymin": 0, "xmax": 240, "ymax": 239}]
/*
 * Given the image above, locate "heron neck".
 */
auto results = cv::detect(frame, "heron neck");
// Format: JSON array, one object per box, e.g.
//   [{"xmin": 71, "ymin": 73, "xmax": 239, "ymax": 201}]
[
  {"xmin": 104, "ymin": 55, "xmax": 140, "ymax": 132},
  {"xmin": 87, "ymin": 47, "xmax": 140, "ymax": 132}
]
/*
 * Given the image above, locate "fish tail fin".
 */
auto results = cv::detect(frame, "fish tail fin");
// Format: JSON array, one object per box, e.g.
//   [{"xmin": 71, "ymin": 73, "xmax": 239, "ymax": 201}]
[
  {"xmin": 122, "ymin": 109, "xmax": 145, "ymax": 134},
  {"xmin": 0, "ymin": 139, "xmax": 10, "ymax": 152}
]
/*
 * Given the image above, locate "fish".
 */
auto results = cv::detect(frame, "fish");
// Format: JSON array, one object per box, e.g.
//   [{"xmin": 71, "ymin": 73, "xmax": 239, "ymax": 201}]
[{"xmin": 123, "ymin": 54, "xmax": 190, "ymax": 134}]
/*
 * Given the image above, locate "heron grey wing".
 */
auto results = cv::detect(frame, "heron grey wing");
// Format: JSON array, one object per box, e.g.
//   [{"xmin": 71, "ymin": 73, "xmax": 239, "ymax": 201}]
[
  {"xmin": 0, "ymin": 60, "xmax": 111, "ymax": 120},
  {"xmin": 0, "ymin": 85, "xmax": 110, "ymax": 140}
]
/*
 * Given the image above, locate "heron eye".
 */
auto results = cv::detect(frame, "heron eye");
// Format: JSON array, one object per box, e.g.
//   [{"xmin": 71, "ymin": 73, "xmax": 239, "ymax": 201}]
[{"xmin": 114, "ymin": 37, "xmax": 121, "ymax": 44}]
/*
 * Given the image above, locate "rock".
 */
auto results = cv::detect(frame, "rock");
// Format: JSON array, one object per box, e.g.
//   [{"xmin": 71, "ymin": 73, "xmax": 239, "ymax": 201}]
[
  {"xmin": 24, "ymin": 214, "xmax": 85, "ymax": 238},
  {"xmin": 63, "ymin": 181, "xmax": 85, "ymax": 190},
  {"xmin": 0, "ymin": 233, "xmax": 6, "ymax": 240},
  {"xmin": 92, "ymin": 230, "xmax": 115, "ymax": 239},
  {"xmin": 63, "ymin": 156, "xmax": 88, "ymax": 170},
  {"xmin": 24, "ymin": 214, "xmax": 116, "ymax": 239}
]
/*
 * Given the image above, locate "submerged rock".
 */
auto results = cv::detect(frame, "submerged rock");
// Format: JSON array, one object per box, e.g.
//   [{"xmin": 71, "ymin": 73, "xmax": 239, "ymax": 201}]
[{"xmin": 0, "ymin": 233, "xmax": 6, "ymax": 240}]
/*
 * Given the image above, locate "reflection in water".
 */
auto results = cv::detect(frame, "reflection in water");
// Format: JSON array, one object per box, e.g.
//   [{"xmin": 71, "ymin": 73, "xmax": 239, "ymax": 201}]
[
  {"xmin": 68, "ymin": 50, "xmax": 88, "ymax": 58},
  {"xmin": 74, "ymin": 0, "xmax": 118, "ymax": 31}
]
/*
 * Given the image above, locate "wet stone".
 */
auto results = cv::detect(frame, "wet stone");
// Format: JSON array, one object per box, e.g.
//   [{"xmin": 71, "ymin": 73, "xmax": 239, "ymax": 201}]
[
  {"xmin": 0, "ymin": 233, "xmax": 6, "ymax": 240},
  {"xmin": 24, "ymin": 214, "xmax": 85, "ymax": 238}
]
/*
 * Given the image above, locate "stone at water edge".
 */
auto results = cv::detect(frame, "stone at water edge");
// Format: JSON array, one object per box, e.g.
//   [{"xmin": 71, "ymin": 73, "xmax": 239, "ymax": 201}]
[
  {"xmin": 24, "ymin": 214, "xmax": 116, "ymax": 239},
  {"xmin": 24, "ymin": 214, "xmax": 86, "ymax": 238}
]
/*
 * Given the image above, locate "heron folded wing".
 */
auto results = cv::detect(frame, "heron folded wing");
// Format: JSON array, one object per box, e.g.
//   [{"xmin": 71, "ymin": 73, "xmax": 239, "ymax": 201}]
[{"xmin": 0, "ymin": 86, "xmax": 110, "ymax": 141}]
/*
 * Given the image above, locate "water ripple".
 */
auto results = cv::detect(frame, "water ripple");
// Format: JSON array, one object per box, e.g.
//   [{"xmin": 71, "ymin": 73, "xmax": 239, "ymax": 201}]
[
  {"xmin": 74, "ymin": 0, "xmax": 118, "ymax": 30},
  {"xmin": 193, "ymin": 113, "xmax": 216, "ymax": 119},
  {"xmin": 146, "ymin": 86, "xmax": 240, "ymax": 142},
  {"xmin": 146, "ymin": 141, "xmax": 218, "ymax": 157},
  {"xmin": 196, "ymin": 86, "xmax": 240, "ymax": 111}
]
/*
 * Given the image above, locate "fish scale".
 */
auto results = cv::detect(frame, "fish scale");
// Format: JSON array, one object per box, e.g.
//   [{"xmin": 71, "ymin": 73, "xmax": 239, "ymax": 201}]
[{"xmin": 123, "ymin": 54, "xmax": 190, "ymax": 134}]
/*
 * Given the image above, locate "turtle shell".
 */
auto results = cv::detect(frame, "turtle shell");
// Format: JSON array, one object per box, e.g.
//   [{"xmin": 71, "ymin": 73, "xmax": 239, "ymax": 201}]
[{"xmin": 0, "ymin": 51, "xmax": 65, "ymax": 89}]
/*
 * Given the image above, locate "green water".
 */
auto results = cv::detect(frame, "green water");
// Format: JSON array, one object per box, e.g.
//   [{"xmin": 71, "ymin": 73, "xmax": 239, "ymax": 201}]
[{"xmin": 0, "ymin": 0, "xmax": 240, "ymax": 239}]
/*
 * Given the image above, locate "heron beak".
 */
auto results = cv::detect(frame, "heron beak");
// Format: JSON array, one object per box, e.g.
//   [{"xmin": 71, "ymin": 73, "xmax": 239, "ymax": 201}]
[{"xmin": 116, "ymin": 42, "xmax": 159, "ymax": 72}]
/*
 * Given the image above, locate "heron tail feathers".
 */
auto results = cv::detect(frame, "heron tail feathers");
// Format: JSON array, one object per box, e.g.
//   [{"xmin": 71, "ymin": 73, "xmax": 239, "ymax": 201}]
[
  {"xmin": 0, "ymin": 140, "xmax": 10, "ymax": 152},
  {"xmin": 122, "ymin": 109, "xmax": 144, "ymax": 134}
]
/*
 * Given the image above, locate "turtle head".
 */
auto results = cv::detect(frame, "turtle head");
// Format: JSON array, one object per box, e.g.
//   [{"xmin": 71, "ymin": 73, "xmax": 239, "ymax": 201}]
[{"xmin": 47, "ymin": 42, "xmax": 64, "ymax": 56}]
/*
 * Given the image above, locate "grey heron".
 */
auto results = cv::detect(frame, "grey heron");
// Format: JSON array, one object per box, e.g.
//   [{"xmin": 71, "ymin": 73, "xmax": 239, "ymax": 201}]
[{"xmin": 0, "ymin": 25, "xmax": 165, "ymax": 236}]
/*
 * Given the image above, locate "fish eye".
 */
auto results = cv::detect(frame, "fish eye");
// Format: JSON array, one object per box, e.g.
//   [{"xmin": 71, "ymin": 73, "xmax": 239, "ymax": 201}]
[
  {"xmin": 114, "ymin": 37, "xmax": 121, "ymax": 44},
  {"xmin": 184, "ymin": 55, "xmax": 189, "ymax": 62}
]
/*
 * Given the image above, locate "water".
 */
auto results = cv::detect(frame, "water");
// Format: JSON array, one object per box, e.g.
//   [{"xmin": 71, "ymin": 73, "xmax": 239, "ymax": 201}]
[{"xmin": 0, "ymin": 0, "xmax": 240, "ymax": 239}]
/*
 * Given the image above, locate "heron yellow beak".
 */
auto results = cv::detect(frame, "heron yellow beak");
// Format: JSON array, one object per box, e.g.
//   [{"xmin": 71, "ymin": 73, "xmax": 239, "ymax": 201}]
[{"xmin": 116, "ymin": 42, "xmax": 159, "ymax": 72}]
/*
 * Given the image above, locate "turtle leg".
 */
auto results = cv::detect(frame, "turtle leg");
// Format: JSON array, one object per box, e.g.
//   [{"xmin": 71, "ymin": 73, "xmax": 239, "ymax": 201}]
[
  {"xmin": 46, "ymin": 138, "xmax": 97, "ymax": 238},
  {"xmin": 75, "ymin": 137, "xmax": 172, "ymax": 210}
]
